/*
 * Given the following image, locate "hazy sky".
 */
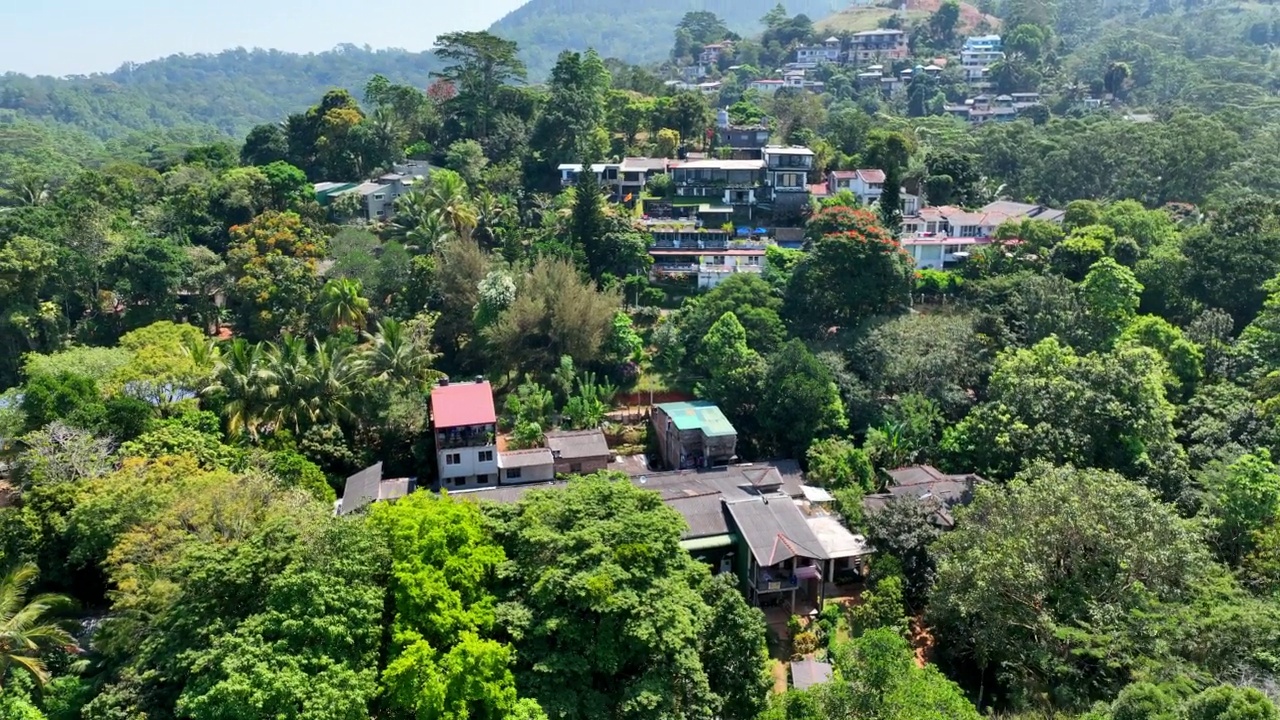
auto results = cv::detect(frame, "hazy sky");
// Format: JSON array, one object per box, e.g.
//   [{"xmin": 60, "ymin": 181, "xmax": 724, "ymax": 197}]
[{"xmin": 2, "ymin": 0, "xmax": 530, "ymax": 76}]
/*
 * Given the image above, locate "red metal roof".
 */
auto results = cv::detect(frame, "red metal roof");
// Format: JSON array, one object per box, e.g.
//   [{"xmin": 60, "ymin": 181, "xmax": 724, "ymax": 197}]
[
  {"xmin": 430, "ymin": 381, "xmax": 496, "ymax": 428},
  {"xmin": 855, "ymin": 168, "xmax": 886, "ymax": 184}
]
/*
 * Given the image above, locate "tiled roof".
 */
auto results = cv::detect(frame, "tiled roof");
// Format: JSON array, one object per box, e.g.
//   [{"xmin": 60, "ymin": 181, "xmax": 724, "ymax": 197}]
[{"xmin": 855, "ymin": 168, "xmax": 886, "ymax": 184}]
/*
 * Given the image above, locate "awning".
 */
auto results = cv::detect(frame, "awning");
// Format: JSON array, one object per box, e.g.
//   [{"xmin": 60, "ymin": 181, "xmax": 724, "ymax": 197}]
[
  {"xmin": 794, "ymin": 565, "xmax": 822, "ymax": 581},
  {"xmin": 801, "ymin": 485, "xmax": 835, "ymax": 503},
  {"xmin": 680, "ymin": 533, "xmax": 738, "ymax": 551}
]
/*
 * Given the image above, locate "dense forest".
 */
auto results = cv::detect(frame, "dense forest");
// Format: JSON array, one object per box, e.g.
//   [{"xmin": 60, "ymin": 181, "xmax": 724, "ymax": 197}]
[
  {"xmin": 6, "ymin": 0, "xmax": 1280, "ymax": 718},
  {"xmin": 0, "ymin": 46, "xmax": 441, "ymax": 139},
  {"xmin": 488, "ymin": 0, "xmax": 836, "ymax": 75}
]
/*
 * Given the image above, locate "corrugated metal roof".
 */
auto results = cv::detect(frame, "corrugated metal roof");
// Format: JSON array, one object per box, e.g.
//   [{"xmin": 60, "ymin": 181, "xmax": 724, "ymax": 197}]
[
  {"xmin": 726, "ymin": 496, "xmax": 827, "ymax": 566},
  {"xmin": 656, "ymin": 401, "xmax": 736, "ymax": 437},
  {"xmin": 545, "ymin": 429, "xmax": 610, "ymax": 460}
]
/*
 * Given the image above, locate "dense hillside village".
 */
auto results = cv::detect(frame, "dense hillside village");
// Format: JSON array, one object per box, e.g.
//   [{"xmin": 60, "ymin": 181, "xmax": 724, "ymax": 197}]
[{"xmin": 6, "ymin": 0, "xmax": 1280, "ymax": 718}]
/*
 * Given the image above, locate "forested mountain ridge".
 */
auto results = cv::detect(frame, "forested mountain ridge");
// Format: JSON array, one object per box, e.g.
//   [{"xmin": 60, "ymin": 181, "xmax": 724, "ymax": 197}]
[
  {"xmin": 488, "ymin": 0, "xmax": 837, "ymax": 75},
  {"xmin": 0, "ymin": 45, "xmax": 440, "ymax": 139}
]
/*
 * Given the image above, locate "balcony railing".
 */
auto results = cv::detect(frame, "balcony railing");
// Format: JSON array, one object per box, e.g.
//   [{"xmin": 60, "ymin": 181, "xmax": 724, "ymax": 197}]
[
  {"xmin": 755, "ymin": 569, "xmax": 800, "ymax": 593},
  {"xmin": 653, "ymin": 262, "xmax": 698, "ymax": 274}
]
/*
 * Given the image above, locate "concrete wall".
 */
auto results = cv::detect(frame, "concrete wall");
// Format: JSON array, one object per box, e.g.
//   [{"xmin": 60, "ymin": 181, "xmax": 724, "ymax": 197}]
[
  {"xmin": 500, "ymin": 463, "xmax": 555, "ymax": 485},
  {"xmin": 437, "ymin": 444, "xmax": 499, "ymax": 486},
  {"xmin": 553, "ymin": 456, "xmax": 609, "ymax": 476}
]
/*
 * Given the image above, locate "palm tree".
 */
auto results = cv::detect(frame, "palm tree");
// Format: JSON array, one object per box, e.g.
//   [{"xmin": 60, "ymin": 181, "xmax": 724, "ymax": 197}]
[
  {"xmin": 305, "ymin": 338, "xmax": 360, "ymax": 428},
  {"xmin": 360, "ymin": 318, "xmax": 440, "ymax": 390},
  {"xmin": 318, "ymin": 278, "xmax": 370, "ymax": 332},
  {"xmin": 205, "ymin": 339, "xmax": 274, "ymax": 440},
  {"xmin": 262, "ymin": 335, "xmax": 314, "ymax": 434},
  {"xmin": 0, "ymin": 563, "xmax": 77, "ymax": 689},
  {"xmin": 424, "ymin": 169, "xmax": 478, "ymax": 242},
  {"xmin": 389, "ymin": 187, "xmax": 434, "ymax": 241}
]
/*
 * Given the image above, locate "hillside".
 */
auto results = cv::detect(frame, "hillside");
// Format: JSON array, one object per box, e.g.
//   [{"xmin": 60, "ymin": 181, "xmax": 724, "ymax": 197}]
[
  {"xmin": 488, "ymin": 0, "xmax": 837, "ymax": 76},
  {"xmin": 817, "ymin": 0, "xmax": 999, "ymax": 35},
  {"xmin": 0, "ymin": 45, "xmax": 441, "ymax": 141}
]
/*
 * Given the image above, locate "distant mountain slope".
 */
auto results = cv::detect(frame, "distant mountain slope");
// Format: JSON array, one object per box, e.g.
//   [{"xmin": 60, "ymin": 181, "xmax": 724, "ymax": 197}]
[
  {"xmin": 0, "ymin": 45, "xmax": 441, "ymax": 141},
  {"xmin": 489, "ymin": 0, "xmax": 837, "ymax": 76},
  {"xmin": 818, "ymin": 0, "xmax": 999, "ymax": 35}
]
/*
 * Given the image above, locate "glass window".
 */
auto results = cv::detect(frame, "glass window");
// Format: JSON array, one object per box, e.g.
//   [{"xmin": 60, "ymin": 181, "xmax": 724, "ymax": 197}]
[
  {"xmin": 479, "ymin": 450, "xmax": 494, "ymax": 463},
  {"xmin": 446, "ymin": 453, "xmax": 461, "ymax": 465},
  {"xmin": 507, "ymin": 468, "xmax": 522, "ymax": 480}
]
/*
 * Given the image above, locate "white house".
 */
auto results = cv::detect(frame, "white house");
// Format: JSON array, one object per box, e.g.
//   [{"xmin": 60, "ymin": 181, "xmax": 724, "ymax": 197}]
[
  {"xmin": 795, "ymin": 37, "xmax": 842, "ymax": 66},
  {"xmin": 899, "ymin": 201, "xmax": 1065, "ymax": 269},
  {"xmin": 431, "ymin": 379, "xmax": 499, "ymax": 489},
  {"xmin": 960, "ymin": 35, "xmax": 1004, "ymax": 84}
]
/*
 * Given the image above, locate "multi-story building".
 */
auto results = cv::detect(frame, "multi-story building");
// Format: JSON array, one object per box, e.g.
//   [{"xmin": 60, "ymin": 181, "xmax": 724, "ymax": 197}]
[
  {"xmin": 763, "ymin": 145, "xmax": 814, "ymax": 213},
  {"xmin": 960, "ymin": 35, "xmax": 1004, "ymax": 86},
  {"xmin": 827, "ymin": 168, "xmax": 918, "ymax": 215},
  {"xmin": 652, "ymin": 401, "xmax": 738, "ymax": 470},
  {"xmin": 716, "ymin": 119, "xmax": 771, "ymax": 160},
  {"xmin": 850, "ymin": 29, "xmax": 908, "ymax": 64},
  {"xmin": 558, "ymin": 159, "xmax": 668, "ymax": 201},
  {"xmin": 430, "ymin": 378, "xmax": 499, "ymax": 490},
  {"xmin": 899, "ymin": 201, "xmax": 1065, "ymax": 269},
  {"xmin": 645, "ymin": 221, "xmax": 769, "ymax": 289},
  {"xmin": 794, "ymin": 37, "xmax": 843, "ymax": 66},
  {"xmin": 669, "ymin": 158, "xmax": 767, "ymax": 207},
  {"xmin": 699, "ymin": 41, "xmax": 732, "ymax": 66}
]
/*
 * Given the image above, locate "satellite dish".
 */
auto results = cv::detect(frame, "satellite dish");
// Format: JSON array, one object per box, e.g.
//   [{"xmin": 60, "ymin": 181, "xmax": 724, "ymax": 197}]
[{"xmin": 639, "ymin": 475, "xmax": 648, "ymax": 484}]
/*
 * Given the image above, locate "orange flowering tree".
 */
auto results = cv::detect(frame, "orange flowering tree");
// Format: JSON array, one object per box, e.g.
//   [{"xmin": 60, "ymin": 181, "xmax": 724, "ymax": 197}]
[
  {"xmin": 226, "ymin": 211, "xmax": 327, "ymax": 340},
  {"xmin": 785, "ymin": 208, "xmax": 915, "ymax": 333}
]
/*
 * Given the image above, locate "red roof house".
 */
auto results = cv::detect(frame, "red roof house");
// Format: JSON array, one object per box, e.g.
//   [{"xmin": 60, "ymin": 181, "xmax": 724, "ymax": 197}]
[{"xmin": 430, "ymin": 380, "xmax": 497, "ymax": 429}]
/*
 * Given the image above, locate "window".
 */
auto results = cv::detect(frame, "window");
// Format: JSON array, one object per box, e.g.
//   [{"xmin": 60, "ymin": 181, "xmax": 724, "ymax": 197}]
[
  {"xmin": 445, "ymin": 453, "xmax": 461, "ymax": 466},
  {"xmin": 477, "ymin": 474, "xmax": 490, "ymax": 484},
  {"xmin": 570, "ymin": 463, "xmax": 583, "ymax": 473},
  {"xmin": 507, "ymin": 468, "xmax": 522, "ymax": 480},
  {"xmin": 373, "ymin": 193, "xmax": 385, "ymax": 201},
  {"xmin": 478, "ymin": 450, "xmax": 494, "ymax": 463},
  {"xmin": 748, "ymin": 256, "xmax": 760, "ymax": 265}
]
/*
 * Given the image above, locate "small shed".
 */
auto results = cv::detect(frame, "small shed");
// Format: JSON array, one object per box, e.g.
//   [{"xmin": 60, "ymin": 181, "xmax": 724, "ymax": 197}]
[
  {"xmin": 545, "ymin": 429, "xmax": 611, "ymax": 476},
  {"xmin": 791, "ymin": 658, "xmax": 833, "ymax": 689},
  {"xmin": 497, "ymin": 448, "xmax": 555, "ymax": 485}
]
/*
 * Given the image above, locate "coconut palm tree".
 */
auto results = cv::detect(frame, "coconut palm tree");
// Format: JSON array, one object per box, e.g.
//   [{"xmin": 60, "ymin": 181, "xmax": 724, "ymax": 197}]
[
  {"xmin": 424, "ymin": 169, "xmax": 478, "ymax": 242},
  {"xmin": 360, "ymin": 318, "xmax": 440, "ymax": 390},
  {"xmin": 262, "ymin": 335, "xmax": 315, "ymax": 434},
  {"xmin": 205, "ymin": 339, "xmax": 274, "ymax": 440},
  {"xmin": 318, "ymin": 278, "xmax": 370, "ymax": 332},
  {"xmin": 306, "ymin": 338, "xmax": 360, "ymax": 428},
  {"xmin": 0, "ymin": 563, "xmax": 77, "ymax": 689}
]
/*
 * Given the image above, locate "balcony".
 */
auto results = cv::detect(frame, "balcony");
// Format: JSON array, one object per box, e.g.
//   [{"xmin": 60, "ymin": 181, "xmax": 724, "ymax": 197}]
[
  {"xmin": 653, "ymin": 262, "xmax": 699, "ymax": 274},
  {"xmin": 435, "ymin": 425, "xmax": 496, "ymax": 449},
  {"xmin": 755, "ymin": 563, "xmax": 822, "ymax": 593}
]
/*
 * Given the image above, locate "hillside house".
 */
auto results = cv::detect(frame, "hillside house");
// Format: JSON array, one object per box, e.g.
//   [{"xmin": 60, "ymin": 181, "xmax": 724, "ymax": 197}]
[
  {"xmin": 653, "ymin": 401, "xmax": 738, "ymax": 470},
  {"xmin": 456, "ymin": 461, "xmax": 873, "ymax": 607},
  {"xmin": 335, "ymin": 462, "xmax": 415, "ymax": 515},
  {"xmin": 545, "ymin": 429, "xmax": 611, "ymax": 475},
  {"xmin": 763, "ymin": 146, "xmax": 814, "ymax": 212},
  {"xmin": 669, "ymin": 158, "xmax": 768, "ymax": 210},
  {"xmin": 430, "ymin": 379, "xmax": 499, "ymax": 490},
  {"xmin": 863, "ymin": 465, "xmax": 984, "ymax": 528},
  {"xmin": 961, "ymin": 35, "xmax": 1004, "ymax": 85},
  {"xmin": 795, "ymin": 37, "xmax": 843, "ymax": 66},
  {"xmin": 716, "ymin": 121, "xmax": 771, "ymax": 160},
  {"xmin": 699, "ymin": 41, "xmax": 732, "ymax": 65},
  {"xmin": 899, "ymin": 201, "xmax": 1065, "ymax": 268},
  {"xmin": 827, "ymin": 169, "xmax": 919, "ymax": 215},
  {"xmin": 497, "ymin": 448, "xmax": 556, "ymax": 485},
  {"xmin": 850, "ymin": 29, "xmax": 908, "ymax": 63}
]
